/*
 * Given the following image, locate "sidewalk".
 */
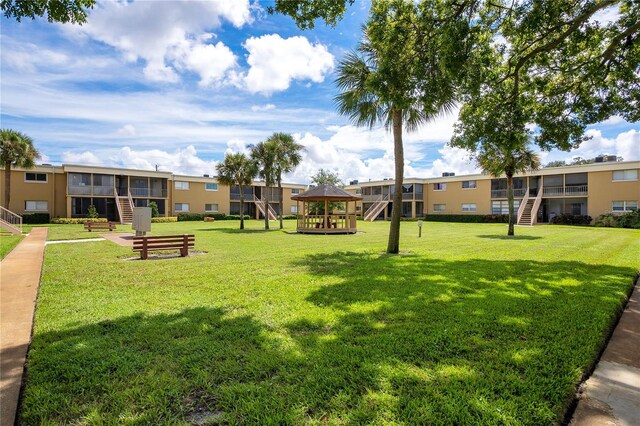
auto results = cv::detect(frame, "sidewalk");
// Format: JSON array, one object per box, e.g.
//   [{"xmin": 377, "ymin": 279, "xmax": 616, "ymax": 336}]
[
  {"xmin": 570, "ymin": 277, "xmax": 639, "ymax": 426},
  {"xmin": 0, "ymin": 228, "xmax": 48, "ymax": 426}
]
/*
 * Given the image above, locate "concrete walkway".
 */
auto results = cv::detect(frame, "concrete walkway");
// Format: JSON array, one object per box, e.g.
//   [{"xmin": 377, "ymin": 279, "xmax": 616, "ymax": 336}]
[
  {"xmin": 0, "ymin": 228, "xmax": 48, "ymax": 426},
  {"xmin": 570, "ymin": 278, "xmax": 640, "ymax": 426}
]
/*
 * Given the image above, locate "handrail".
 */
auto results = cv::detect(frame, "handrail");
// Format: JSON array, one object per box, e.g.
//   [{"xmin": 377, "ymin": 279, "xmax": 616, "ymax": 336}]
[
  {"xmin": 114, "ymin": 188, "xmax": 124, "ymax": 224},
  {"xmin": 516, "ymin": 187, "xmax": 530, "ymax": 224},
  {"xmin": 0, "ymin": 205, "xmax": 22, "ymax": 234},
  {"xmin": 530, "ymin": 183, "xmax": 544, "ymax": 225},
  {"xmin": 127, "ymin": 191, "xmax": 134, "ymax": 211},
  {"xmin": 364, "ymin": 193, "xmax": 390, "ymax": 221}
]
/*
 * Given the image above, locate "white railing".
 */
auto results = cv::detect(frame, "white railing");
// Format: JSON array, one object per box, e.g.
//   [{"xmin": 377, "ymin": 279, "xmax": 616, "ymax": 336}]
[
  {"xmin": 364, "ymin": 193, "xmax": 390, "ymax": 221},
  {"xmin": 530, "ymin": 184, "xmax": 544, "ymax": 225},
  {"xmin": 491, "ymin": 188, "xmax": 527, "ymax": 198},
  {"xmin": 254, "ymin": 196, "xmax": 277, "ymax": 221},
  {"xmin": 517, "ymin": 187, "xmax": 530, "ymax": 224},
  {"xmin": 0, "ymin": 206, "xmax": 22, "ymax": 234},
  {"xmin": 297, "ymin": 214, "xmax": 357, "ymax": 230}
]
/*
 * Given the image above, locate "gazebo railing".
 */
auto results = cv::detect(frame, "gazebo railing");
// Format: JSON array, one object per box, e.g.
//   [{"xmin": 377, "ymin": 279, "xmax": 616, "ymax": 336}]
[{"xmin": 297, "ymin": 214, "xmax": 357, "ymax": 230}]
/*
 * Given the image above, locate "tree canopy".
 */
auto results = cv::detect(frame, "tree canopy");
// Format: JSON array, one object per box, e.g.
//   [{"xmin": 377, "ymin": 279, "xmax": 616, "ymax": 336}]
[
  {"xmin": 310, "ymin": 169, "xmax": 342, "ymax": 186},
  {"xmin": 1, "ymin": 129, "xmax": 40, "ymax": 208},
  {"xmin": 268, "ymin": 0, "xmax": 355, "ymax": 30},
  {"xmin": 268, "ymin": 132, "xmax": 304, "ymax": 229},
  {"xmin": 216, "ymin": 153, "xmax": 257, "ymax": 230},
  {"xmin": 1, "ymin": 0, "xmax": 95, "ymax": 24}
]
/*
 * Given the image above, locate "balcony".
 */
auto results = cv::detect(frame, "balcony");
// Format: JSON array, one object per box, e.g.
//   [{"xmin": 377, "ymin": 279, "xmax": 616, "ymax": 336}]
[
  {"xmin": 93, "ymin": 185, "xmax": 114, "ymax": 196},
  {"xmin": 543, "ymin": 185, "xmax": 588, "ymax": 196},
  {"xmin": 130, "ymin": 187, "xmax": 167, "ymax": 197},
  {"xmin": 491, "ymin": 188, "xmax": 527, "ymax": 198},
  {"xmin": 68, "ymin": 185, "xmax": 91, "ymax": 195}
]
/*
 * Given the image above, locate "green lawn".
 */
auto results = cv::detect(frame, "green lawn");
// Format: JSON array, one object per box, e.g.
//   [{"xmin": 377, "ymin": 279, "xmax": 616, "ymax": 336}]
[
  {"xmin": 26, "ymin": 223, "xmax": 136, "ymax": 241},
  {"xmin": 22, "ymin": 221, "xmax": 639, "ymax": 425},
  {"xmin": 0, "ymin": 233, "xmax": 24, "ymax": 259}
]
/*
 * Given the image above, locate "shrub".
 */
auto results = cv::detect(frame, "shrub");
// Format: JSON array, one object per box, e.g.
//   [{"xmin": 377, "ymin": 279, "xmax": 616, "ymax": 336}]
[
  {"xmin": 282, "ymin": 215, "xmax": 298, "ymax": 220},
  {"xmin": 151, "ymin": 216, "xmax": 177, "ymax": 223},
  {"xmin": 21, "ymin": 213, "xmax": 50, "ymax": 224},
  {"xmin": 594, "ymin": 210, "xmax": 640, "ymax": 228},
  {"xmin": 225, "ymin": 214, "xmax": 251, "ymax": 220},
  {"xmin": 86, "ymin": 205, "xmax": 99, "ymax": 219},
  {"xmin": 550, "ymin": 214, "xmax": 592, "ymax": 226},
  {"xmin": 424, "ymin": 214, "xmax": 509, "ymax": 223},
  {"xmin": 177, "ymin": 213, "xmax": 204, "ymax": 221},
  {"xmin": 148, "ymin": 201, "xmax": 159, "ymax": 218},
  {"xmin": 51, "ymin": 218, "xmax": 108, "ymax": 224},
  {"xmin": 205, "ymin": 213, "xmax": 227, "ymax": 220}
]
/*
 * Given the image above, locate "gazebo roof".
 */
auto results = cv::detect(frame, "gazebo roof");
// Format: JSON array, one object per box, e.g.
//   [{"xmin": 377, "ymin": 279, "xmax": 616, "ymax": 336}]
[{"xmin": 291, "ymin": 184, "xmax": 361, "ymax": 201}]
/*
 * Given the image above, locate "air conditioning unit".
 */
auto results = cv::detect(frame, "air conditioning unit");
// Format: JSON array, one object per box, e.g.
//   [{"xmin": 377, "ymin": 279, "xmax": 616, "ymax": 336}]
[
  {"xmin": 595, "ymin": 156, "xmax": 604, "ymax": 163},
  {"xmin": 606, "ymin": 155, "xmax": 618, "ymax": 162},
  {"xmin": 442, "ymin": 172, "xmax": 455, "ymax": 177},
  {"xmin": 203, "ymin": 174, "xmax": 210, "ymax": 177},
  {"xmin": 349, "ymin": 180, "xmax": 359, "ymax": 185}
]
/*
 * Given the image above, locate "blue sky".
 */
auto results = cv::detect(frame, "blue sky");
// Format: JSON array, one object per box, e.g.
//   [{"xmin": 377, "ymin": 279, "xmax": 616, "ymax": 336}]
[{"xmin": 1, "ymin": 0, "xmax": 638, "ymax": 184}]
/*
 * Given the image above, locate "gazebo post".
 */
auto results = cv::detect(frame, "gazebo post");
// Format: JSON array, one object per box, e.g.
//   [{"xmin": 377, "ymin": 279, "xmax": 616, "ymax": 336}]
[{"xmin": 324, "ymin": 199, "xmax": 328, "ymax": 231}]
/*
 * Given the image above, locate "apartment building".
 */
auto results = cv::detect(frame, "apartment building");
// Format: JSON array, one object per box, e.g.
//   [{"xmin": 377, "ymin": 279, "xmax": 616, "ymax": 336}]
[
  {"xmin": 0, "ymin": 164, "xmax": 305, "ymax": 223},
  {"xmin": 344, "ymin": 161, "xmax": 640, "ymax": 224}
]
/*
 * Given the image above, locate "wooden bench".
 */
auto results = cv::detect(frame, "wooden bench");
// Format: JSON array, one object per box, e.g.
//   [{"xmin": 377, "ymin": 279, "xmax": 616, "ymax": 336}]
[
  {"xmin": 84, "ymin": 221, "xmax": 117, "ymax": 232},
  {"xmin": 132, "ymin": 234, "xmax": 195, "ymax": 260}
]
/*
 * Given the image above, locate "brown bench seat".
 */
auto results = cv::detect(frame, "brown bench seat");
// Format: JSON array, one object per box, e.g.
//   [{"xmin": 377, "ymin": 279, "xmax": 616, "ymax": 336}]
[
  {"xmin": 132, "ymin": 234, "xmax": 195, "ymax": 260},
  {"xmin": 84, "ymin": 221, "xmax": 117, "ymax": 232}
]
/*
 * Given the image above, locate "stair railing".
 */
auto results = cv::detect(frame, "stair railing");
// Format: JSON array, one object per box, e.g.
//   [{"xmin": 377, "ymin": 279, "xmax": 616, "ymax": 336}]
[
  {"xmin": 127, "ymin": 191, "xmax": 134, "ymax": 212},
  {"xmin": 530, "ymin": 183, "xmax": 544, "ymax": 225},
  {"xmin": 364, "ymin": 193, "xmax": 391, "ymax": 221},
  {"xmin": 0, "ymin": 205, "xmax": 22, "ymax": 234},
  {"xmin": 516, "ymin": 188, "xmax": 530, "ymax": 224},
  {"xmin": 114, "ymin": 188, "xmax": 124, "ymax": 224}
]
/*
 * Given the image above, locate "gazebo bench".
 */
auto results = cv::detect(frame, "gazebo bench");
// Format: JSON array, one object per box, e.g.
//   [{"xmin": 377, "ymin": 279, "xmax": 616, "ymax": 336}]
[
  {"xmin": 84, "ymin": 221, "xmax": 117, "ymax": 232},
  {"xmin": 132, "ymin": 234, "xmax": 195, "ymax": 260}
]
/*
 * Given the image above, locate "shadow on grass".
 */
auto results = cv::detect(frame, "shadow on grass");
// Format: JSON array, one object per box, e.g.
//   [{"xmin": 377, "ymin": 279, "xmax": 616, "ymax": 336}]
[
  {"xmin": 477, "ymin": 234, "xmax": 542, "ymax": 240},
  {"xmin": 196, "ymin": 227, "xmax": 277, "ymax": 234},
  {"xmin": 21, "ymin": 255, "xmax": 636, "ymax": 424}
]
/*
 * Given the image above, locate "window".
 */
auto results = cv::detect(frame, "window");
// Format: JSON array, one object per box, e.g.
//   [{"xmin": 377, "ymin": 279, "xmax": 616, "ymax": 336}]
[
  {"xmin": 25, "ymin": 172, "xmax": 47, "ymax": 182},
  {"xmin": 355, "ymin": 189, "xmax": 362, "ymax": 195},
  {"xmin": 491, "ymin": 200, "xmax": 520, "ymax": 215},
  {"xmin": 612, "ymin": 201, "xmax": 638, "ymax": 212},
  {"xmin": 462, "ymin": 203, "xmax": 477, "ymax": 212},
  {"xmin": 205, "ymin": 183, "xmax": 218, "ymax": 191},
  {"xmin": 174, "ymin": 181, "xmax": 189, "ymax": 190},
  {"xmin": 433, "ymin": 204, "xmax": 446, "ymax": 212},
  {"xmin": 25, "ymin": 200, "xmax": 48, "ymax": 211},
  {"xmin": 291, "ymin": 188, "xmax": 301, "ymax": 194},
  {"xmin": 462, "ymin": 180, "xmax": 477, "ymax": 189},
  {"xmin": 291, "ymin": 206, "xmax": 298, "ymax": 213},
  {"xmin": 205, "ymin": 203, "xmax": 218, "ymax": 212},
  {"xmin": 174, "ymin": 203, "xmax": 189, "ymax": 212},
  {"xmin": 612, "ymin": 169, "xmax": 638, "ymax": 181},
  {"xmin": 434, "ymin": 183, "xmax": 446, "ymax": 191}
]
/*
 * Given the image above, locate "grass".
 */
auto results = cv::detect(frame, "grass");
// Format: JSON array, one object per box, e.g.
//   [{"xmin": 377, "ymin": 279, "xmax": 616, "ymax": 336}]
[
  {"xmin": 21, "ymin": 220, "xmax": 639, "ymax": 425},
  {"xmin": 0, "ymin": 232, "xmax": 24, "ymax": 259}
]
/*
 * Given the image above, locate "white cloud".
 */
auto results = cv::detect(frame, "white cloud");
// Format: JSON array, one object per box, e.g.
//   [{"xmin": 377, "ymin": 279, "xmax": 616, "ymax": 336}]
[
  {"xmin": 241, "ymin": 34, "xmax": 335, "ymax": 94},
  {"xmin": 62, "ymin": 151, "xmax": 104, "ymax": 165},
  {"xmin": 578, "ymin": 129, "xmax": 640, "ymax": 161},
  {"xmin": 251, "ymin": 103, "xmax": 276, "ymax": 112},
  {"xmin": 225, "ymin": 139, "xmax": 251, "ymax": 156},
  {"xmin": 77, "ymin": 0, "xmax": 251, "ymax": 85},
  {"xmin": 111, "ymin": 146, "xmax": 218, "ymax": 176},
  {"xmin": 117, "ymin": 124, "xmax": 137, "ymax": 136}
]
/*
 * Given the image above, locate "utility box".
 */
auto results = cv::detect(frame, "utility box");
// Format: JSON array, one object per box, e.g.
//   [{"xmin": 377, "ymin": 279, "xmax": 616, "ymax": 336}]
[{"xmin": 132, "ymin": 207, "xmax": 152, "ymax": 236}]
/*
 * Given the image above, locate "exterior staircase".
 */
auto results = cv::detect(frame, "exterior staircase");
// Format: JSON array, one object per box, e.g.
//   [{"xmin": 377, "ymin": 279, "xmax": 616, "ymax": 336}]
[
  {"xmin": 116, "ymin": 193, "xmax": 134, "ymax": 224},
  {"xmin": 0, "ymin": 206, "xmax": 22, "ymax": 235},
  {"xmin": 518, "ymin": 199, "xmax": 535, "ymax": 225},
  {"xmin": 255, "ymin": 196, "xmax": 277, "ymax": 221},
  {"xmin": 517, "ymin": 185, "xmax": 543, "ymax": 226},
  {"xmin": 364, "ymin": 194, "xmax": 390, "ymax": 221}
]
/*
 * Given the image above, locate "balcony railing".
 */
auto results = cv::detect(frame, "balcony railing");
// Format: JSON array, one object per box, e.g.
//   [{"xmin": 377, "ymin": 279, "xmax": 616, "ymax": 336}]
[
  {"xmin": 68, "ymin": 185, "xmax": 92, "ymax": 195},
  {"xmin": 93, "ymin": 185, "xmax": 114, "ymax": 196},
  {"xmin": 130, "ymin": 187, "xmax": 167, "ymax": 198},
  {"xmin": 491, "ymin": 188, "xmax": 526, "ymax": 198},
  {"xmin": 543, "ymin": 185, "xmax": 588, "ymax": 196}
]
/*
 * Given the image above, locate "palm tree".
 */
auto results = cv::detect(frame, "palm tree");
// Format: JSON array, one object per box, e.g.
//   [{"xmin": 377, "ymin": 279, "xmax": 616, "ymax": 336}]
[
  {"xmin": 1, "ymin": 129, "xmax": 40, "ymax": 209},
  {"xmin": 335, "ymin": 1, "xmax": 469, "ymax": 253},
  {"xmin": 268, "ymin": 132, "xmax": 304, "ymax": 229},
  {"xmin": 477, "ymin": 144, "xmax": 541, "ymax": 236},
  {"xmin": 215, "ymin": 153, "xmax": 257, "ymax": 230},
  {"xmin": 250, "ymin": 141, "xmax": 277, "ymax": 230}
]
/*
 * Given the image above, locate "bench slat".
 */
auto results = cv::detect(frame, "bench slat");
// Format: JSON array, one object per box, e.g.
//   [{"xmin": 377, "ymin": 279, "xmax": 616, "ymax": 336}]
[
  {"xmin": 133, "ymin": 243, "xmax": 195, "ymax": 251},
  {"xmin": 132, "ymin": 234, "xmax": 194, "ymax": 241}
]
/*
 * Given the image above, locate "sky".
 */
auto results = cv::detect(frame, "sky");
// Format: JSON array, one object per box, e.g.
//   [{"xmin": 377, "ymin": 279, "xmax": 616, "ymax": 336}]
[{"xmin": 1, "ymin": 0, "xmax": 638, "ymax": 184}]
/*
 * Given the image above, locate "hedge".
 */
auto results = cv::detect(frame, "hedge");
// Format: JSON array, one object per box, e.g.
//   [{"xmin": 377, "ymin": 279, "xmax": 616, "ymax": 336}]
[
  {"xmin": 424, "ymin": 214, "xmax": 509, "ymax": 223},
  {"xmin": 21, "ymin": 213, "xmax": 50, "ymax": 224},
  {"xmin": 151, "ymin": 216, "xmax": 177, "ymax": 223},
  {"xmin": 593, "ymin": 210, "xmax": 640, "ymax": 229},
  {"xmin": 51, "ymin": 218, "xmax": 108, "ymax": 224},
  {"xmin": 550, "ymin": 214, "xmax": 592, "ymax": 226},
  {"xmin": 177, "ymin": 213, "xmax": 250, "ymax": 221}
]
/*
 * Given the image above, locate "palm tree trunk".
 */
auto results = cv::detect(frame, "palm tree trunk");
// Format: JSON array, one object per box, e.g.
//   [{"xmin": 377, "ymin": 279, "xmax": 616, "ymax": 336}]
[
  {"xmin": 507, "ymin": 173, "xmax": 515, "ymax": 236},
  {"xmin": 278, "ymin": 178, "xmax": 284, "ymax": 229},
  {"xmin": 4, "ymin": 163, "xmax": 11, "ymax": 208},
  {"xmin": 387, "ymin": 108, "xmax": 404, "ymax": 254},
  {"xmin": 239, "ymin": 184, "xmax": 245, "ymax": 230},
  {"xmin": 264, "ymin": 186, "xmax": 270, "ymax": 230}
]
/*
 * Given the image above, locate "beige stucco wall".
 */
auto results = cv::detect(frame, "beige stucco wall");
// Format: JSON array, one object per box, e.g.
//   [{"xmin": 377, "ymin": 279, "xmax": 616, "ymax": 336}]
[
  {"xmin": 0, "ymin": 168, "xmax": 61, "ymax": 217},
  {"xmin": 170, "ymin": 179, "xmax": 230, "ymax": 215},
  {"xmin": 425, "ymin": 178, "xmax": 492, "ymax": 214},
  {"xmin": 588, "ymin": 169, "xmax": 640, "ymax": 217}
]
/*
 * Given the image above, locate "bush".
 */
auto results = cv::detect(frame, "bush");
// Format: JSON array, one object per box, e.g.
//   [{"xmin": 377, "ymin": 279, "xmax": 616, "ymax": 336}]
[
  {"xmin": 86, "ymin": 205, "xmax": 99, "ymax": 219},
  {"xmin": 424, "ymin": 214, "xmax": 509, "ymax": 223},
  {"xmin": 282, "ymin": 215, "xmax": 298, "ymax": 220},
  {"xmin": 594, "ymin": 210, "xmax": 640, "ymax": 228},
  {"xmin": 21, "ymin": 213, "xmax": 50, "ymax": 224},
  {"xmin": 151, "ymin": 216, "xmax": 177, "ymax": 223},
  {"xmin": 177, "ymin": 213, "xmax": 204, "ymax": 221},
  {"xmin": 205, "ymin": 213, "xmax": 227, "ymax": 220},
  {"xmin": 550, "ymin": 214, "xmax": 592, "ymax": 226},
  {"xmin": 51, "ymin": 218, "xmax": 108, "ymax": 224},
  {"xmin": 148, "ymin": 201, "xmax": 159, "ymax": 218},
  {"xmin": 225, "ymin": 214, "xmax": 251, "ymax": 220}
]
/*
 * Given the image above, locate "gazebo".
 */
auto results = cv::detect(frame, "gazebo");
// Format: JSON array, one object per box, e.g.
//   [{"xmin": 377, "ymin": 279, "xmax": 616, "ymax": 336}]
[{"xmin": 291, "ymin": 184, "xmax": 361, "ymax": 234}]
